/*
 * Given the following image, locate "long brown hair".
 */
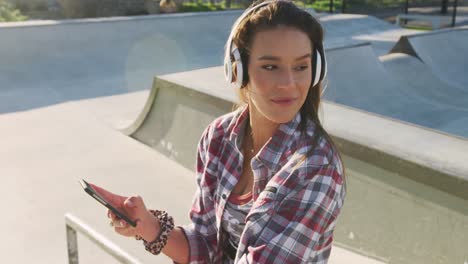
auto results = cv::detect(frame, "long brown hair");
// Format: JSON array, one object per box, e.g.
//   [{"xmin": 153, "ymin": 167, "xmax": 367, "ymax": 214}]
[{"xmin": 231, "ymin": 0, "xmax": 346, "ymax": 186}]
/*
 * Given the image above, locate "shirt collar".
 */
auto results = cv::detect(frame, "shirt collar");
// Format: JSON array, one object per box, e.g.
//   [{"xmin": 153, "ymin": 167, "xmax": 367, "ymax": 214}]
[
  {"xmin": 229, "ymin": 104, "xmax": 302, "ymax": 172},
  {"xmin": 228, "ymin": 104, "xmax": 249, "ymax": 149}
]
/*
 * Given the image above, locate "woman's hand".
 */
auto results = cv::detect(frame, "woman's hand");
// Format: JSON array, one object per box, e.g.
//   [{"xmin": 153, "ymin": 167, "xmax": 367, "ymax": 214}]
[{"xmin": 90, "ymin": 183, "xmax": 161, "ymax": 242}]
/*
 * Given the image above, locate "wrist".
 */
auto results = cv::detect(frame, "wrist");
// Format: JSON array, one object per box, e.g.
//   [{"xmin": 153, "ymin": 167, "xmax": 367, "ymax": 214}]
[
  {"xmin": 137, "ymin": 209, "xmax": 175, "ymax": 256},
  {"xmin": 141, "ymin": 210, "xmax": 161, "ymax": 242}
]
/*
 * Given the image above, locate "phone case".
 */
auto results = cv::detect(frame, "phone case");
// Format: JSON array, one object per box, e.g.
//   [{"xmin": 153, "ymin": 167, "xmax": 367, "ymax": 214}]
[{"xmin": 79, "ymin": 179, "xmax": 137, "ymax": 227}]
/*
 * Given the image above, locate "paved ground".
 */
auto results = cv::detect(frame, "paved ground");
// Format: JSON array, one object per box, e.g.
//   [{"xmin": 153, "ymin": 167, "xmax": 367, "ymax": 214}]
[{"xmin": 324, "ymin": 43, "xmax": 468, "ymax": 139}]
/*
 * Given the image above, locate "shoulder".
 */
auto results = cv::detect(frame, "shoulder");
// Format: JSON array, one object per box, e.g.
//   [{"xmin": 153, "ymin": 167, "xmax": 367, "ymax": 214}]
[
  {"xmin": 199, "ymin": 107, "xmax": 243, "ymax": 144},
  {"xmin": 291, "ymin": 120, "xmax": 346, "ymax": 211},
  {"xmin": 203, "ymin": 109, "xmax": 241, "ymax": 139},
  {"xmin": 296, "ymin": 118, "xmax": 343, "ymax": 173}
]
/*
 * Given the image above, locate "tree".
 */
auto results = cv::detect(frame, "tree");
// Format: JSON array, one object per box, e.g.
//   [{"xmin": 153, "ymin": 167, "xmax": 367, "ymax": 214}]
[
  {"xmin": 441, "ymin": 0, "xmax": 448, "ymax": 14},
  {"xmin": 0, "ymin": 0, "xmax": 27, "ymax": 22}
]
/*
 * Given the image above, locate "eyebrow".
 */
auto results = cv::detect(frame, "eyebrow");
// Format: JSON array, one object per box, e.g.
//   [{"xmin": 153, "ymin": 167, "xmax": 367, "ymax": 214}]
[{"xmin": 257, "ymin": 53, "xmax": 312, "ymax": 61}]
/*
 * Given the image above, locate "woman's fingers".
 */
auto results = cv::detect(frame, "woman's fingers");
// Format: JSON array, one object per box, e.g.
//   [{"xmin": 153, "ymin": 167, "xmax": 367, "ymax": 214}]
[
  {"xmin": 103, "ymin": 194, "xmax": 150, "ymax": 239},
  {"xmin": 89, "ymin": 183, "xmax": 127, "ymax": 208},
  {"xmin": 114, "ymin": 224, "xmax": 136, "ymax": 237},
  {"xmin": 124, "ymin": 195, "xmax": 148, "ymax": 216},
  {"xmin": 107, "ymin": 210, "xmax": 121, "ymax": 222},
  {"xmin": 113, "ymin": 219, "xmax": 128, "ymax": 228}
]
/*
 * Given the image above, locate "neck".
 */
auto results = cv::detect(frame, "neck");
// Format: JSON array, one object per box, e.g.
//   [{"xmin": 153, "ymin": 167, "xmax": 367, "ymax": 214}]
[{"xmin": 247, "ymin": 104, "xmax": 279, "ymax": 154}]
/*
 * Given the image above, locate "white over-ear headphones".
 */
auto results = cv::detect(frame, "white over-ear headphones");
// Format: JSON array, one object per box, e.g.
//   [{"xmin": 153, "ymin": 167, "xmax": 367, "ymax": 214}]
[{"xmin": 223, "ymin": 0, "xmax": 327, "ymax": 92}]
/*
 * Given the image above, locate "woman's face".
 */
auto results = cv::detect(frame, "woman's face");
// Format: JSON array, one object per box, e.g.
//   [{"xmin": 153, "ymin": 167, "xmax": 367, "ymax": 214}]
[{"xmin": 246, "ymin": 25, "xmax": 313, "ymax": 124}]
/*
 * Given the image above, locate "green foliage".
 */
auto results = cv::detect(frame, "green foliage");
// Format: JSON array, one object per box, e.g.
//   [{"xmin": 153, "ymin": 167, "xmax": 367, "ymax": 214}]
[
  {"xmin": 179, "ymin": 0, "xmax": 248, "ymax": 12},
  {"xmin": 0, "ymin": 0, "xmax": 28, "ymax": 22},
  {"xmin": 295, "ymin": 0, "xmax": 342, "ymax": 12},
  {"xmin": 179, "ymin": 0, "xmax": 225, "ymax": 12},
  {"xmin": 403, "ymin": 25, "xmax": 432, "ymax": 31}
]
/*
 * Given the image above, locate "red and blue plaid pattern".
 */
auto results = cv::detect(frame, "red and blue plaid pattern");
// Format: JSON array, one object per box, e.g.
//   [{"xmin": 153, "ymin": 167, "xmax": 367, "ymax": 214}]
[{"xmin": 175, "ymin": 105, "xmax": 346, "ymax": 264}]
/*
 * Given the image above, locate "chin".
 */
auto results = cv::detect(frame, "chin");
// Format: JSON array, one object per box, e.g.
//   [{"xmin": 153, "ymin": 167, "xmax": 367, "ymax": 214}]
[{"xmin": 265, "ymin": 111, "xmax": 298, "ymax": 124}]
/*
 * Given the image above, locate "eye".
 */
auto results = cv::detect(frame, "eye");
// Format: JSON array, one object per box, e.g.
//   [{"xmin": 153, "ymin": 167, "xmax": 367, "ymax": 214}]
[
  {"xmin": 261, "ymin": 65, "xmax": 277, "ymax": 71},
  {"xmin": 295, "ymin": 65, "xmax": 309, "ymax": 71}
]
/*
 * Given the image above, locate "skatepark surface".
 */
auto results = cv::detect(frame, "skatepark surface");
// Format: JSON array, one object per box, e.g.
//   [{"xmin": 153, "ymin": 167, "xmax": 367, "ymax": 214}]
[
  {"xmin": 0, "ymin": 11, "xmax": 418, "ymax": 128},
  {"xmin": 320, "ymin": 14, "xmax": 420, "ymax": 55},
  {"xmin": 324, "ymin": 43, "xmax": 468, "ymax": 139},
  {"xmin": 381, "ymin": 52, "xmax": 468, "ymax": 137},
  {"xmin": 390, "ymin": 27, "xmax": 468, "ymax": 91},
  {"xmin": 1, "ymin": 9, "xmax": 468, "ymax": 264}
]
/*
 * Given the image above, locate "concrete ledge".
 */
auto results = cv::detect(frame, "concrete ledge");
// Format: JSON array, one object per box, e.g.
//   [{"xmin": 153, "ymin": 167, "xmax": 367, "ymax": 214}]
[
  {"xmin": 127, "ymin": 66, "xmax": 468, "ymax": 200},
  {"xmin": 123, "ymin": 69, "xmax": 234, "ymax": 170},
  {"xmin": 322, "ymin": 101, "xmax": 468, "ymax": 200}
]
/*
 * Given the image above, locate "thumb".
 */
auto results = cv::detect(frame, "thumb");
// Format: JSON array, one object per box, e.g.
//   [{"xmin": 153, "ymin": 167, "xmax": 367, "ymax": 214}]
[
  {"xmin": 125, "ymin": 199, "xmax": 136, "ymax": 208},
  {"xmin": 124, "ymin": 196, "xmax": 147, "ymax": 214}
]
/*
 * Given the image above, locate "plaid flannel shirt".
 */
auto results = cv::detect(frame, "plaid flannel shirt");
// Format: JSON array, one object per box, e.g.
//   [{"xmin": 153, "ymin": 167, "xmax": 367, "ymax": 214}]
[{"xmin": 176, "ymin": 105, "xmax": 346, "ymax": 264}]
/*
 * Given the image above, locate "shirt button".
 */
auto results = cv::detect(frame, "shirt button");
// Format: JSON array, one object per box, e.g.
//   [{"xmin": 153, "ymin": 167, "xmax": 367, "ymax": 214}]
[{"xmin": 222, "ymin": 194, "xmax": 227, "ymax": 200}]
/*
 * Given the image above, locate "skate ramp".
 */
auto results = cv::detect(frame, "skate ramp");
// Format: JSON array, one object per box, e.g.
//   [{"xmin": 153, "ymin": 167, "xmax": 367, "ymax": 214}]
[
  {"xmin": 323, "ymin": 43, "xmax": 468, "ymax": 138},
  {"xmin": 0, "ymin": 11, "xmax": 413, "ymax": 120},
  {"xmin": 321, "ymin": 14, "xmax": 420, "ymax": 56},
  {"xmin": 122, "ymin": 67, "xmax": 234, "ymax": 170},
  {"xmin": 390, "ymin": 27, "xmax": 468, "ymax": 91},
  {"xmin": 0, "ymin": 11, "xmax": 243, "ymax": 108},
  {"xmin": 381, "ymin": 53, "xmax": 468, "ymax": 112},
  {"xmin": 0, "ymin": 9, "xmax": 312, "ymax": 120}
]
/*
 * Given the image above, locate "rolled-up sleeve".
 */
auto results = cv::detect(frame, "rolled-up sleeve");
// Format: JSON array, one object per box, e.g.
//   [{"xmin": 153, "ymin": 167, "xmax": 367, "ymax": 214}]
[{"xmin": 174, "ymin": 125, "xmax": 219, "ymax": 264}]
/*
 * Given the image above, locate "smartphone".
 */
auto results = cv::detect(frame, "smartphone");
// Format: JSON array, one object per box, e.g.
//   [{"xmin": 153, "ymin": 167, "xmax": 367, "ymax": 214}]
[{"xmin": 79, "ymin": 179, "xmax": 137, "ymax": 227}]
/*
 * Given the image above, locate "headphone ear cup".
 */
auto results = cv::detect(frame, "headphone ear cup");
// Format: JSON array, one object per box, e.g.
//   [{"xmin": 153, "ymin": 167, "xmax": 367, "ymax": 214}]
[
  {"xmin": 224, "ymin": 57, "xmax": 233, "ymax": 84},
  {"xmin": 231, "ymin": 47, "xmax": 243, "ymax": 89},
  {"xmin": 312, "ymin": 49, "xmax": 322, "ymax": 87}
]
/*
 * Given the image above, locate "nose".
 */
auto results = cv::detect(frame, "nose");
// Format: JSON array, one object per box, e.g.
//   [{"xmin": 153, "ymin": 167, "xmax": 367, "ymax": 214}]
[{"xmin": 277, "ymin": 69, "xmax": 296, "ymax": 89}]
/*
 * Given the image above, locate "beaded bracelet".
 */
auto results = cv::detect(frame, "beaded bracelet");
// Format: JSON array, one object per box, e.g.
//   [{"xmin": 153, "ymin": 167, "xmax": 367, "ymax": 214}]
[{"xmin": 136, "ymin": 209, "xmax": 175, "ymax": 255}]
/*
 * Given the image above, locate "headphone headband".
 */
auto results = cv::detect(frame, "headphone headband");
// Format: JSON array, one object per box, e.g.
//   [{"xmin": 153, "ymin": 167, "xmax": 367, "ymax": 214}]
[
  {"xmin": 224, "ymin": 0, "xmax": 278, "ymax": 87},
  {"xmin": 224, "ymin": 0, "xmax": 327, "ymax": 96}
]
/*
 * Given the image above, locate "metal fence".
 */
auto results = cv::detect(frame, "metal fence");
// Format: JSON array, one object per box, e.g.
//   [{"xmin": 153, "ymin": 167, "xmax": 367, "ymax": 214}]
[
  {"xmin": 65, "ymin": 213, "xmax": 143, "ymax": 264},
  {"xmin": 302, "ymin": 0, "xmax": 468, "ymax": 27},
  {"xmin": 8, "ymin": 0, "xmax": 468, "ymax": 25},
  {"xmin": 182, "ymin": 0, "xmax": 468, "ymax": 28}
]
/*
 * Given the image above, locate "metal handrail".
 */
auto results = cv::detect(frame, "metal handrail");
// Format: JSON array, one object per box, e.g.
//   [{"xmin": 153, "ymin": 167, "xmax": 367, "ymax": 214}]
[{"xmin": 65, "ymin": 213, "xmax": 143, "ymax": 264}]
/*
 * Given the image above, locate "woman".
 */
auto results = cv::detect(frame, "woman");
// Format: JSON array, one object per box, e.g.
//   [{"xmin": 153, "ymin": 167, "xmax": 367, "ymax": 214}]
[{"xmin": 94, "ymin": 1, "xmax": 346, "ymax": 263}]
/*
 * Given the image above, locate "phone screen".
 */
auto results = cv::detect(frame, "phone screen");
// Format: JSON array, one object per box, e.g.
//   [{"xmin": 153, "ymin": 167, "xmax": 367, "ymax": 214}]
[{"xmin": 79, "ymin": 179, "xmax": 137, "ymax": 227}]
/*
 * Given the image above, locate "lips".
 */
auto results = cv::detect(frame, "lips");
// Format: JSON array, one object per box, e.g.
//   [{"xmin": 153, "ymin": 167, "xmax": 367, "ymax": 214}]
[{"xmin": 271, "ymin": 97, "xmax": 297, "ymax": 105}]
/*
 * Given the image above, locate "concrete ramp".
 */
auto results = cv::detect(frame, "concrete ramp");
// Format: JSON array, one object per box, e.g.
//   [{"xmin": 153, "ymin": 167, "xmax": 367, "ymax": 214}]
[
  {"xmin": 321, "ymin": 14, "xmax": 420, "ymax": 55},
  {"xmin": 390, "ymin": 27, "xmax": 468, "ymax": 91},
  {"xmin": 0, "ymin": 11, "xmax": 243, "ymax": 105},
  {"xmin": 324, "ymin": 43, "xmax": 468, "ymax": 138},
  {"xmin": 122, "ymin": 67, "xmax": 234, "ymax": 170},
  {"xmin": 381, "ymin": 53, "xmax": 468, "ymax": 111},
  {"xmin": 0, "ymin": 9, "xmax": 311, "ymax": 124}
]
